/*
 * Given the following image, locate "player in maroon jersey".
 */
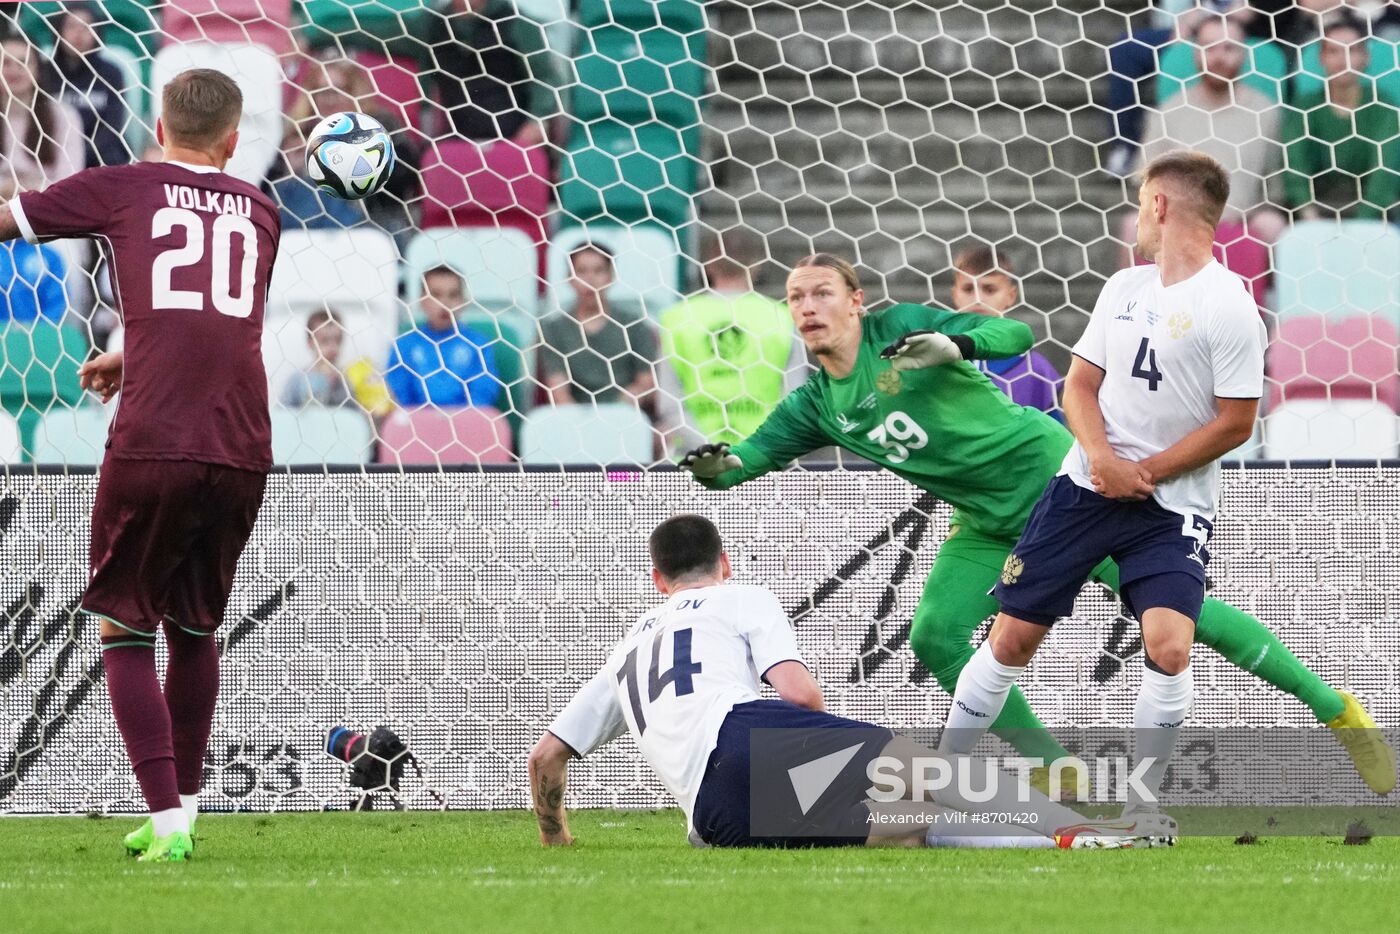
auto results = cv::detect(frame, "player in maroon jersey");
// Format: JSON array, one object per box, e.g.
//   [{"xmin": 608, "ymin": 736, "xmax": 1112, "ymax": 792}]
[{"xmin": 0, "ymin": 69, "xmax": 280, "ymax": 862}]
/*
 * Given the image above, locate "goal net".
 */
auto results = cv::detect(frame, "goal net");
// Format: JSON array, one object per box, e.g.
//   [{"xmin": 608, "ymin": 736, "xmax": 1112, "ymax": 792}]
[{"xmin": 0, "ymin": 0, "xmax": 1397, "ymax": 814}]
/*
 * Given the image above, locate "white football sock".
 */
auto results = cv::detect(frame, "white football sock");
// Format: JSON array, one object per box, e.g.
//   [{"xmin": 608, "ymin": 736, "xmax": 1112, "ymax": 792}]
[
  {"xmin": 926, "ymin": 831, "xmax": 1056, "ymax": 849},
  {"xmin": 151, "ymin": 807, "xmax": 190, "ymax": 838},
  {"xmin": 939, "ymin": 642, "xmax": 1024, "ymax": 755},
  {"xmin": 1127, "ymin": 664, "xmax": 1193, "ymax": 810},
  {"xmin": 180, "ymin": 793, "xmax": 199, "ymax": 827}
]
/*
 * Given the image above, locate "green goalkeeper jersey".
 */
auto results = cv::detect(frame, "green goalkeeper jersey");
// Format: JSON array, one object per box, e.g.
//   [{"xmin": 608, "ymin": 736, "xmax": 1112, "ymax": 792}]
[{"xmin": 697, "ymin": 303, "xmax": 1074, "ymax": 539}]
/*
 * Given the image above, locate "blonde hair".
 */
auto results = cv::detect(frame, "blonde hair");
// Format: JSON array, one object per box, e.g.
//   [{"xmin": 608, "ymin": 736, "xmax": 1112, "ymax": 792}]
[{"xmin": 792, "ymin": 253, "xmax": 861, "ymax": 293}]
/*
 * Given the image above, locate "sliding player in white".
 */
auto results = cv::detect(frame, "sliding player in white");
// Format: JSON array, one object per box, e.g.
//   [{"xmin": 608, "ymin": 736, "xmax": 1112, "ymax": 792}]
[
  {"xmin": 940, "ymin": 150, "xmax": 1268, "ymax": 825},
  {"xmin": 528, "ymin": 514, "xmax": 1172, "ymax": 849}
]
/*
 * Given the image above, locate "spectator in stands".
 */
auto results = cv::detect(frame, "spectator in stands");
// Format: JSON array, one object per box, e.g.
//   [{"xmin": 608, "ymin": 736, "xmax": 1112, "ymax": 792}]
[
  {"xmin": 1103, "ymin": 0, "xmax": 1260, "ymax": 176},
  {"xmin": 540, "ymin": 244, "xmax": 660, "ymax": 418},
  {"xmin": 657, "ymin": 229, "xmax": 804, "ymax": 449},
  {"xmin": 948, "ymin": 245, "xmax": 1063, "ymax": 422},
  {"xmin": 423, "ymin": 0, "xmax": 568, "ymax": 147},
  {"xmin": 289, "ymin": 56, "xmax": 421, "ymax": 241},
  {"xmin": 1140, "ymin": 13, "xmax": 1284, "ymax": 242},
  {"xmin": 1281, "ymin": 14, "xmax": 1400, "ymax": 222},
  {"xmin": 0, "ymin": 36, "xmax": 84, "ymax": 195},
  {"xmin": 281, "ymin": 306, "xmax": 394, "ymax": 416},
  {"xmin": 269, "ymin": 121, "xmax": 368, "ymax": 231},
  {"xmin": 386, "ymin": 266, "xmax": 504, "ymax": 410},
  {"xmin": 49, "ymin": 3, "xmax": 130, "ymax": 168}
]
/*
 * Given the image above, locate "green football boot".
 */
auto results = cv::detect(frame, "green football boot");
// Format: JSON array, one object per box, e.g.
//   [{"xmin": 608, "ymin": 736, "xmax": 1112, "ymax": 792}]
[
  {"xmin": 136, "ymin": 830, "xmax": 193, "ymax": 863},
  {"xmin": 125, "ymin": 819, "xmax": 196, "ymax": 858}
]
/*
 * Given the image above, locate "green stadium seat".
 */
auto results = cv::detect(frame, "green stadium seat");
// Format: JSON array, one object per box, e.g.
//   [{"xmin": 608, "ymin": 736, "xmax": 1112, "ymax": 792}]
[
  {"xmin": 0, "ymin": 412, "xmax": 21, "ymax": 464},
  {"xmin": 577, "ymin": 0, "xmax": 706, "ymax": 34},
  {"xmin": 32, "ymin": 406, "xmax": 113, "ymax": 466},
  {"xmin": 572, "ymin": 26, "xmax": 707, "ymax": 129},
  {"xmin": 1155, "ymin": 38, "xmax": 1289, "ymax": 104},
  {"xmin": 271, "ymin": 407, "xmax": 374, "ymax": 465},
  {"xmin": 1273, "ymin": 220, "xmax": 1400, "ymax": 323},
  {"xmin": 558, "ymin": 121, "xmax": 699, "ymax": 229},
  {"xmin": 294, "ymin": 0, "xmax": 434, "ymax": 59},
  {"xmin": 520, "ymin": 403, "xmax": 654, "ymax": 465}
]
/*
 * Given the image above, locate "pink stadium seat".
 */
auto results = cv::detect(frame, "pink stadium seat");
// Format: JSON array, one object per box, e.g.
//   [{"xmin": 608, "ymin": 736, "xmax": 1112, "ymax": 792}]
[
  {"xmin": 377, "ymin": 406, "xmax": 515, "ymax": 466},
  {"xmin": 1213, "ymin": 220, "xmax": 1270, "ymax": 310},
  {"xmin": 1131, "ymin": 219, "xmax": 1270, "ymax": 309},
  {"xmin": 351, "ymin": 50, "xmax": 423, "ymax": 130},
  {"xmin": 163, "ymin": 0, "xmax": 294, "ymax": 55},
  {"xmin": 419, "ymin": 140, "xmax": 551, "ymax": 251},
  {"xmin": 1268, "ymin": 315, "xmax": 1400, "ymax": 410}
]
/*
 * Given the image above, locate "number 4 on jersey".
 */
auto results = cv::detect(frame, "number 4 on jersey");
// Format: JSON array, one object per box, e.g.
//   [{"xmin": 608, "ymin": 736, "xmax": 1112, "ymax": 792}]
[
  {"xmin": 616, "ymin": 628, "xmax": 703, "ymax": 735},
  {"xmin": 1132, "ymin": 337, "xmax": 1163, "ymax": 391}
]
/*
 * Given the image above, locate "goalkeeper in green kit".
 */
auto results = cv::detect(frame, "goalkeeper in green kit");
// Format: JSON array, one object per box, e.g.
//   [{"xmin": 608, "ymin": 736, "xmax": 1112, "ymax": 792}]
[{"xmin": 678, "ymin": 253, "xmax": 1395, "ymax": 796}]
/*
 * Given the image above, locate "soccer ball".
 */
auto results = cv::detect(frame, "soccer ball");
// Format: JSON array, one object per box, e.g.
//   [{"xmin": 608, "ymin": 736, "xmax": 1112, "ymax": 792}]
[{"xmin": 305, "ymin": 111, "xmax": 395, "ymax": 200}]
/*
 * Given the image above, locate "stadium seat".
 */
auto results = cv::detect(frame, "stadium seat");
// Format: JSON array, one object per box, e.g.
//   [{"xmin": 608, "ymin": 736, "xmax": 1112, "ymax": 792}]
[
  {"xmin": 265, "ymin": 229, "xmax": 400, "ymax": 401},
  {"xmin": 377, "ymin": 406, "xmax": 514, "ymax": 466},
  {"xmin": 577, "ymin": 0, "xmax": 707, "ymax": 34},
  {"xmin": 418, "ymin": 140, "xmax": 551, "ymax": 248},
  {"xmin": 1213, "ymin": 220, "xmax": 1270, "ymax": 310},
  {"xmin": 163, "ymin": 0, "xmax": 294, "ymax": 55},
  {"xmin": 295, "ymin": 0, "xmax": 434, "ymax": 59},
  {"xmin": 547, "ymin": 224, "xmax": 683, "ymax": 318},
  {"xmin": 351, "ymin": 49, "xmax": 424, "ymax": 130},
  {"xmin": 1267, "ymin": 315, "xmax": 1400, "ymax": 410},
  {"xmin": 1156, "ymin": 37, "xmax": 1289, "ymax": 103},
  {"xmin": 517, "ymin": 0, "xmax": 578, "ymax": 73},
  {"xmin": 520, "ymin": 403, "xmax": 653, "ymax": 465},
  {"xmin": 404, "ymin": 228, "xmax": 541, "ymax": 315},
  {"xmin": 1293, "ymin": 37, "xmax": 1400, "ymax": 105},
  {"xmin": 271, "ymin": 406, "xmax": 374, "ymax": 464},
  {"xmin": 558, "ymin": 121, "xmax": 700, "ymax": 230},
  {"xmin": 101, "ymin": 44, "xmax": 149, "ymax": 151},
  {"xmin": 32, "ymin": 406, "xmax": 113, "ymax": 466},
  {"xmin": 1273, "ymin": 221, "xmax": 1400, "ymax": 323},
  {"xmin": 151, "ymin": 42, "xmax": 283, "ymax": 186},
  {"xmin": 0, "ymin": 411, "xmax": 21, "ymax": 464},
  {"xmin": 572, "ymin": 25, "xmax": 707, "ymax": 130},
  {"xmin": 1263, "ymin": 399, "xmax": 1399, "ymax": 461}
]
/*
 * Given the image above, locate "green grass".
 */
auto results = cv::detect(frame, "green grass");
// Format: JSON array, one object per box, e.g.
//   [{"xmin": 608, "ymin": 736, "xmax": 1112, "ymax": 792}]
[{"xmin": 4, "ymin": 810, "xmax": 1400, "ymax": 934}]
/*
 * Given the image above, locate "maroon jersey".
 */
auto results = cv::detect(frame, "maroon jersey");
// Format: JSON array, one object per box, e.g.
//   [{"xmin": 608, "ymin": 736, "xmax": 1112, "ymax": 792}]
[{"xmin": 12, "ymin": 161, "xmax": 279, "ymax": 471}]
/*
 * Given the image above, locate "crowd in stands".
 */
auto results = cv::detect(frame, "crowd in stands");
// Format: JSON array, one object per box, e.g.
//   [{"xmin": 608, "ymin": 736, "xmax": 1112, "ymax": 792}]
[{"xmin": 0, "ymin": 1, "xmax": 1397, "ymax": 463}]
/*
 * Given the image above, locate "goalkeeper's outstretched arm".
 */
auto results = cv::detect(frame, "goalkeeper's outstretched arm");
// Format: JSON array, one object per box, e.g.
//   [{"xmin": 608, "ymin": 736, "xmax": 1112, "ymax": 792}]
[
  {"xmin": 678, "ymin": 384, "xmax": 830, "ymax": 491},
  {"xmin": 528, "ymin": 732, "xmax": 575, "ymax": 846}
]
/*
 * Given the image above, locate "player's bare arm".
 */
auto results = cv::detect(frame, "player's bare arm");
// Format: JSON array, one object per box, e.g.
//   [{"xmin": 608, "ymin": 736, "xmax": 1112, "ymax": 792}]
[
  {"xmin": 764, "ymin": 660, "xmax": 824, "ymax": 711},
  {"xmin": 0, "ymin": 200, "xmax": 21, "ymax": 243},
  {"xmin": 1062, "ymin": 356, "xmax": 1152, "ymax": 501},
  {"xmin": 1137, "ymin": 397, "xmax": 1258, "ymax": 484},
  {"xmin": 527, "ymin": 732, "xmax": 576, "ymax": 847}
]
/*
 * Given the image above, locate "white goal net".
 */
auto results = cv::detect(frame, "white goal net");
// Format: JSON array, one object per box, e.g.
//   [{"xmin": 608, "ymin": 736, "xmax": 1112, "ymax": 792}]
[{"xmin": 0, "ymin": 0, "xmax": 1397, "ymax": 813}]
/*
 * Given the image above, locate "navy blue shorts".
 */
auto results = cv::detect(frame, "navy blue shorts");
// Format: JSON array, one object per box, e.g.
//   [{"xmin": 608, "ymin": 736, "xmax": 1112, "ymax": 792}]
[
  {"xmin": 994, "ymin": 475, "xmax": 1213, "ymax": 627},
  {"xmin": 691, "ymin": 699, "xmax": 892, "ymax": 848}
]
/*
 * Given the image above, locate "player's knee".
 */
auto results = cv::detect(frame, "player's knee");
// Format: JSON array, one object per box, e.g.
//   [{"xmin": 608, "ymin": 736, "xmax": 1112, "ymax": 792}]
[
  {"xmin": 909, "ymin": 618, "xmax": 975, "ymax": 692},
  {"xmin": 1143, "ymin": 643, "xmax": 1191, "ymax": 676}
]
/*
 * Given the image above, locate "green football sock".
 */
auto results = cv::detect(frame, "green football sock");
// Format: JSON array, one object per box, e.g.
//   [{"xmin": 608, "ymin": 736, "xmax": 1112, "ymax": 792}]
[
  {"xmin": 1089, "ymin": 560, "xmax": 1344, "ymax": 723},
  {"xmin": 912, "ymin": 529, "xmax": 1073, "ymax": 763},
  {"xmin": 1193, "ymin": 597, "xmax": 1344, "ymax": 723}
]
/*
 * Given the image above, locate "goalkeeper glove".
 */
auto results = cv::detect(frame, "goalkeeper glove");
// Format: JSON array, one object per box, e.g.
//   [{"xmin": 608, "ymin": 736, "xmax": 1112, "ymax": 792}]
[
  {"xmin": 879, "ymin": 331, "xmax": 975, "ymax": 370},
  {"xmin": 678, "ymin": 443, "xmax": 742, "ymax": 479}
]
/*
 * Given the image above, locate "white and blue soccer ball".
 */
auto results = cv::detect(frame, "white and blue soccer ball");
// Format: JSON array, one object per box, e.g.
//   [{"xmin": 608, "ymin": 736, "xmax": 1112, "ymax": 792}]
[{"xmin": 305, "ymin": 111, "xmax": 395, "ymax": 200}]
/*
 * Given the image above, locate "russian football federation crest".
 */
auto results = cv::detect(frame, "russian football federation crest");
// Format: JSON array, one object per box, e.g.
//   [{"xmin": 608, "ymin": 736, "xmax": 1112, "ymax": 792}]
[
  {"xmin": 1001, "ymin": 553, "xmax": 1024, "ymax": 586},
  {"xmin": 876, "ymin": 369, "xmax": 902, "ymax": 396}
]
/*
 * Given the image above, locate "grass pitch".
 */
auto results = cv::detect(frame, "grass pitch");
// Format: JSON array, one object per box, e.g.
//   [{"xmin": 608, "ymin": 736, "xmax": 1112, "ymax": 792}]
[{"xmin": 3, "ymin": 810, "xmax": 1399, "ymax": 934}]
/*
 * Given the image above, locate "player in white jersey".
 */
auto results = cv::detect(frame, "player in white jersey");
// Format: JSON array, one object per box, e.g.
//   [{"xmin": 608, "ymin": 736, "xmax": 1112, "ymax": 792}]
[
  {"xmin": 938, "ymin": 150, "xmax": 1264, "ymax": 822},
  {"xmin": 528, "ymin": 515, "xmax": 1174, "ymax": 849}
]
